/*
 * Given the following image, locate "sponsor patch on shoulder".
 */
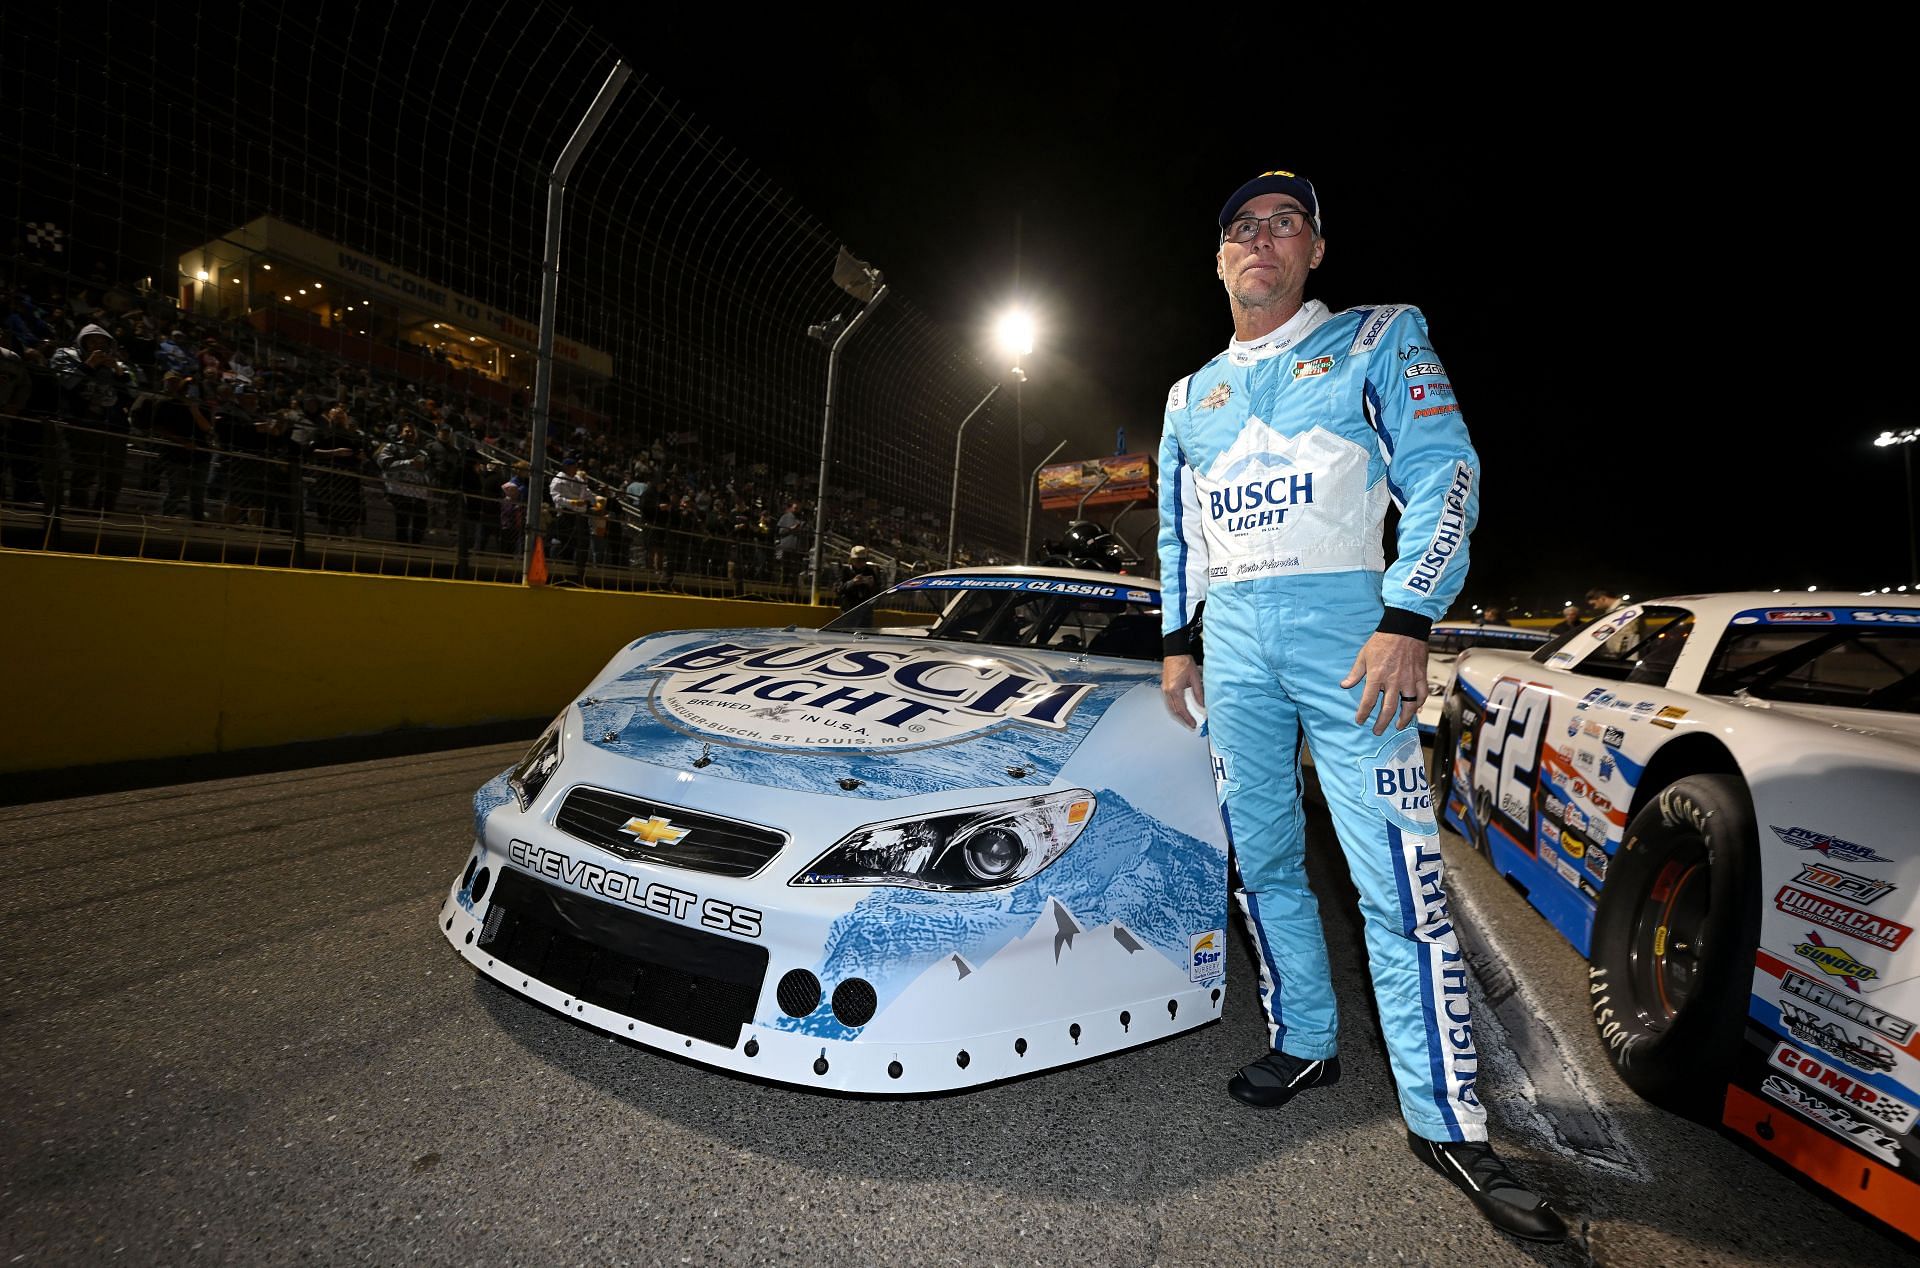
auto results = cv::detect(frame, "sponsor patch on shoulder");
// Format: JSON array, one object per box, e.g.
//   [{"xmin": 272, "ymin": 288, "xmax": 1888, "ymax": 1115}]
[
  {"xmin": 1348, "ymin": 304, "xmax": 1405, "ymax": 354},
  {"xmin": 1166, "ymin": 376, "xmax": 1190, "ymax": 412}
]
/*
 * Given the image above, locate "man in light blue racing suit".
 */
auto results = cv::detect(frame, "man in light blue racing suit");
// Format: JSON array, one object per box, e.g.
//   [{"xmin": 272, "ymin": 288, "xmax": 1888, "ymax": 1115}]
[{"xmin": 1156, "ymin": 170, "xmax": 1566, "ymax": 1243}]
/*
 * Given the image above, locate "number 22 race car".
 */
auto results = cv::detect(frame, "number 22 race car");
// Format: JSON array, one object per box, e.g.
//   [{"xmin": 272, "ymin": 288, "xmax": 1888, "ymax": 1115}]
[
  {"xmin": 437, "ymin": 568, "xmax": 1230, "ymax": 1094},
  {"xmin": 1431, "ymin": 592, "xmax": 1920, "ymax": 1238}
]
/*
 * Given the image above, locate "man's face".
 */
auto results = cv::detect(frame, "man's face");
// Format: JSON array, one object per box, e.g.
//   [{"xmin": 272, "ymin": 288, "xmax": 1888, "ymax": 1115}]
[{"xmin": 1215, "ymin": 193, "xmax": 1324, "ymax": 311}]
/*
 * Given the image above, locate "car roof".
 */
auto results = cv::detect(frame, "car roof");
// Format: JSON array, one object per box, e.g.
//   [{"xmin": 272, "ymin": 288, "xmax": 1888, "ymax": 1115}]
[
  {"xmin": 900, "ymin": 565, "xmax": 1158, "ymax": 589},
  {"xmin": 1638, "ymin": 591, "xmax": 1920, "ymax": 625}
]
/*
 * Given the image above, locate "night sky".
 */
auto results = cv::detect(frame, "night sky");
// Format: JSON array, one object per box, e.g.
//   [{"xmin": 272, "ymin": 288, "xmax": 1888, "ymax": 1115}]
[{"xmin": 611, "ymin": 24, "xmax": 1913, "ymax": 613}]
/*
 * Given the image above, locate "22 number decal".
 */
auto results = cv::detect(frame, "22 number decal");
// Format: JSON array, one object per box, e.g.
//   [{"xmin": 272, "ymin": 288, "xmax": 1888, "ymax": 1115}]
[{"xmin": 1471, "ymin": 677, "xmax": 1552, "ymax": 846}]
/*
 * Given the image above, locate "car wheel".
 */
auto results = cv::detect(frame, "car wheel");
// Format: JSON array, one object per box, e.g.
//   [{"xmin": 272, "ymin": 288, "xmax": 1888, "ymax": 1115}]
[
  {"xmin": 1586, "ymin": 774, "xmax": 1759, "ymax": 1110},
  {"xmin": 1428, "ymin": 712, "xmax": 1456, "ymax": 821}
]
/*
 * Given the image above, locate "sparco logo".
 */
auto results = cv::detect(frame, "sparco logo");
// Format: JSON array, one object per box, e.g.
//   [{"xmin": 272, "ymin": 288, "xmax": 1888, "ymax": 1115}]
[{"xmin": 651, "ymin": 641, "xmax": 1094, "ymax": 751}]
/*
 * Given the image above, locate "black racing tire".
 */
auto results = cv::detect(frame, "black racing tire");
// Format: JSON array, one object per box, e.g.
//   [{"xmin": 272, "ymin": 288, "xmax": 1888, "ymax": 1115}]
[
  {"xmin": 1428, "ymin": 711, "xmax": 1456, "ymax": 822},
  {"xmin": 1587, "ymin": 773, "xmax": 1759, "ymax": 1111}
]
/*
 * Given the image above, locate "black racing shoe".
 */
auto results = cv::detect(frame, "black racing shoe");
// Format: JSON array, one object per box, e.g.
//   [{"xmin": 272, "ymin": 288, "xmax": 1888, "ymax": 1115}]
[
  {"xmin": 1227, "ymin": 1050, "xmax": 1341, "ymax": 1107},
  {"xmin": 1407, "ymin": 1131, "xmax": 1568, "ymax": 1243}
]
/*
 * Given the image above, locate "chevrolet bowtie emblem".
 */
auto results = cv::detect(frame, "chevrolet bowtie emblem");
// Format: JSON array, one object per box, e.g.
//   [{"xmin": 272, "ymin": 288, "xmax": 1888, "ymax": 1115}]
[{"xmin": 620, "ymin": 814, "xmax": 689, "ymax": 846}]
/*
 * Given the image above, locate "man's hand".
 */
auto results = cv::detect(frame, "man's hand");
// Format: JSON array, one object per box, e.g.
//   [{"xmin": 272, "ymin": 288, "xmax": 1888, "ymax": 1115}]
[
  {"xmin": 1161, "ymin": 654, "xmax": 1205, "ymax": 730},
  {"xmin": 1340, "ymin": 632, "xmax": 1428, "ymax": 736}
]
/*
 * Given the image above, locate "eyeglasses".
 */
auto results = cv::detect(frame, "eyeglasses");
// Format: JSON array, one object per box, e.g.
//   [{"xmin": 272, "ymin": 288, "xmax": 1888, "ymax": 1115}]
[{"xmin": 1223, "ymin": 209, "xmax": 1312, "ymax": 243}]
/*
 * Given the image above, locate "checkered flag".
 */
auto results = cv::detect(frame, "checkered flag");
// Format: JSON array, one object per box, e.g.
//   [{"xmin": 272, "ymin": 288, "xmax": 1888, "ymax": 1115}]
[{"xmin": 25, "ymin": 222, "xmax": 65, "ymax": 253}]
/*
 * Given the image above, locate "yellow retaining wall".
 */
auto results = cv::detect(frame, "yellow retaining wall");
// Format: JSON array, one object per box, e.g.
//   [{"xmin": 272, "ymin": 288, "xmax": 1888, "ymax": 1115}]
[{"xmin": 3, "ymin": 551, "xmax": 825, "ymax": 774}]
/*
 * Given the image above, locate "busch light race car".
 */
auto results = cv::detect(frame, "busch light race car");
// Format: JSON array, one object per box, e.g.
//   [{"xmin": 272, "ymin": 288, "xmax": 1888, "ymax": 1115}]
[
  {"xmin": 438, "ymin": 568, "xmax": 1229, "ymax": 1093},
  {"xmin": 1430, "ymin": 592, "xmax": 1920, "ymax": 1237}
]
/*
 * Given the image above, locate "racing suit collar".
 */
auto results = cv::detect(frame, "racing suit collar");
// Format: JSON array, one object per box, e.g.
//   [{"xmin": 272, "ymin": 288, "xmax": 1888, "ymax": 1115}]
[{"xmin": 1225, "ymin": 300, "xmax": 1331, "ymax": 366}]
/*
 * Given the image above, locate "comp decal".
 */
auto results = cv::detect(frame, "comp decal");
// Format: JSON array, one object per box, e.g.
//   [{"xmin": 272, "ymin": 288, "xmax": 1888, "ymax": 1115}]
[
  {"xmin": 1769, "ymin": 1042, "xmax": 1917, "ymax": 1133},
  {"xmin": 648, "ymin": 642, "xmax": 1095, "ymax": 751}
]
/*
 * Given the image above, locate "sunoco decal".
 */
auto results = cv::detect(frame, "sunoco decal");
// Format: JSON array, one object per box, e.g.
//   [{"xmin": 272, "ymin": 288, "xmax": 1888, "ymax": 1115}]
[
  {"xmin": 1794, "ymin": 933, "xmax": 1879, "ymax": 990},
  {"xmin": 649, "ymin": 642, "xmax": 1095, "ymax": 750}
]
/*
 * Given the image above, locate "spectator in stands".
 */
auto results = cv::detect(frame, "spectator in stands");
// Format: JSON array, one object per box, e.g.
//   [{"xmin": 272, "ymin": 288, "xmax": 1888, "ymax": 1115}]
[
  {"xmin": 309, "ymin": 403, "xmax": 370, "ymax": 536},
  {"xmin": 589, "ymin": 495, "xmax": 610, "ymax": 565},
  {"xmin": 548, "ymin": 453, "xmax": 591, "ymax": 563},
  {"xmin": 6, "ymin": 295, "xmax": 52, "ymax": 351},
  {"xmin": 213, "ymin": 383, "xmax": 268, "ymax": 524},
  {"xmin": 150, "ymin": 370, "xmax": 215, "ymax": 519},
  {"xmin": 1481, "ymin": 606, "xmax": 1508, "ymax": 625},
  {"xmin": 50, "ymin": 323, "xmax": 132, "ymax": 512},
  {"xmin": 156, "ymin": 329, "xmax": 197, "ymax": 377},
  {"xmin": 1549, "ymin": 604, "xmax": 1586, "ymax": 637},
  {"xmin": 377, "ymin": 420, "xmax": 433, "ymax": 543},
  {"xmin": 838, "ymin": 546, "xmax": 879, "ymax": 611},
  {"xmin": 500, "ymin": 460, "xmax": 529, "ymax": 547}
]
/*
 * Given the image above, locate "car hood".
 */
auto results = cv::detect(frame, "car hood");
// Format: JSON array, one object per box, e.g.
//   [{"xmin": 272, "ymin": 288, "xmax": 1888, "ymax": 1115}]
[
  {"xmin": 570, "ymin": 627, "xmax": 1161, "ymax": 800},
  {"xmin": 1732, "ymin": 698, "xmax": 1920, "ymax": 753}
]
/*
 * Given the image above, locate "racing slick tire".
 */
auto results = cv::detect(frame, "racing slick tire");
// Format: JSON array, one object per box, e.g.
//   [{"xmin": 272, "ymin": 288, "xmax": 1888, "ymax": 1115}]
[
  {"xmin": 1586, "ymin": 774, "xmax": 1760, "ymax": 1112},
  {"xmin": 1428, "ymin": 711, "xmax": 1456, "ymax": 822}
]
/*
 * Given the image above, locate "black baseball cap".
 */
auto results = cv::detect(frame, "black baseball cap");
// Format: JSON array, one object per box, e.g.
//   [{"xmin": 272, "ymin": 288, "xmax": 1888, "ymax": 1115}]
[{"xmin": 1218, "ymin": 170, "xmax": 1321, "ymax": 233}]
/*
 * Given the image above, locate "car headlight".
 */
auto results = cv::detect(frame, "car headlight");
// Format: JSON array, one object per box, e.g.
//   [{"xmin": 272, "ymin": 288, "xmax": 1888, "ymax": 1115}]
[
  {"xmin": 792, "ymin": 790, "xmax": 1096, "ymax": 891},
  {"xmin": 507, "ymin": 715, "xmax": 565, "ymax": 810}
]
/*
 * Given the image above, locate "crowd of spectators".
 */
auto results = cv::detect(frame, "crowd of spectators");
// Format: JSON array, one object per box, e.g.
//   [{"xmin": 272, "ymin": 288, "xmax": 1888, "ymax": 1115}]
[{"xmin": 1, "ymin": 266, "xmax": 1014, "ymax": 589}]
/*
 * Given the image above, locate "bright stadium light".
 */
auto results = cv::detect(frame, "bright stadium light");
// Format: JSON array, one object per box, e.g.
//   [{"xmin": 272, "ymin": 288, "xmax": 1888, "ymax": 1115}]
[
  {"xmin": 262, "ymin": 263, "xmax": 272, "ymax": 271},
  {"xmin": 996, "ymin": 309, "xmax": 1035, "ymax": 365},
  {"xmin": 1809, "ymin": 586, "xmax": 1819, "ymax": 592},
  {"xmin": 196, "ymin": 269, "xmax": 209, "ymax": 281}
]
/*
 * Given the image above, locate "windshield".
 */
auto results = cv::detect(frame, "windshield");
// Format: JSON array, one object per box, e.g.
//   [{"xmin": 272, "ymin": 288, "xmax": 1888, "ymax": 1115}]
[
  {"xmin": 1699, "ymin": 625, "xmax": 1920, "ymax": 713},
  {"xmin": 822, "ymin": 575, "xmax": 1164, "ymax": 662}
]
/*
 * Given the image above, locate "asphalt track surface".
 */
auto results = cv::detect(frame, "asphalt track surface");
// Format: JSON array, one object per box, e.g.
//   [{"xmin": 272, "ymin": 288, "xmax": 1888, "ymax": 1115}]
[{"xmin": 4, "ymin": 743, "xmax": 1918, "ymax": 1267}]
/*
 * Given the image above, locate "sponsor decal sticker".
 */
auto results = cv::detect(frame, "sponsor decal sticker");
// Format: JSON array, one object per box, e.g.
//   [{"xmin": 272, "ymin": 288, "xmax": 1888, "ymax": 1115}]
[
  {"xmin": 1766, "ymin": 609, "xmax": 1835, "ymax": 623},
  {"xmin": 1856, "ymin": 609, "xmax": 1920, "ymax": 624},
  {"xmin": 508, "ymin": 840, "xmax": 762, "ymax": 937},
  {"xmin": 1602, "ymin": 726, "xmax": 1625, "ymax": 749},
  {"xmin": 1791, "ymin": 863, "xmax": 1895, "ymax": 905},
  {"xmin": 1585, "ymin": 848, "xmax": 1609, "ymax": 882},
  {"xmin": 1543, "ymin": 794, "xmax": 1567, "ymax": 822},
  {"xmin": 1190, "ymin": 929, "xmax": 1225, "ymax": 981},
  {"xmin": 1648, "ymin": 705, "xmax": 1688, "ymax": 730},
  {"xmin": 1774, "ymin": 886, "xmax": 1912, "ymax": 950},
  {"xmin": 1292, "ymin": 355, "xmax": 1336, "ymax": 379},
  {"xmin": 1199, "ymin": 382, "xmax": 1232, "ymax": 410},
  {"xmin": 649, "ymin": 641, "xmax": 1095, "ymax": 750},
  {"xmin": 1770, "ymin": 1041, "xmax": 1917, "ymax": 1131},
  {"xmin": 1412, "ymin": 404, "xmax": 1459, "ymax": 419},
  {"xmin": 1559, "ymin": 829, "xmax": 1586, "ymax": 858},
  {"xmin": 1769, "ymin": 825, "xmax": 1892, "ymax": 865},
  {"xmin": 1410, "ymin": 384, "xmax": 1427, "ymax": 401},
  {"xmin": 1367, "ymin": 730, "xmax": 1436, "ymax": 834},
  {"xmin": 1598, "ymin": 754, "xmax": 1617, "ymax": 782},
  {"xmin": 1761, "ymin": 1073, "xmax": 1901, "ymax": 1163},
  {"xmin": 1631, "ymin": 700, "xmax": 1657, "ymax": 717},
  {"xmin": 1552, "ymin": 854, "xmax": 1581, "ymax": 886},
  {"xmin": 1794, "ymin": 933, "xmax": 1879, "ymax": 991},
  {"xmin": 1404, "ymin": 360, "xmax": 1444, "ymax": 377},
  {"xmin": 1781, "ymin": 970, "xmax": 1916, "ymax": 1042},
  {"xmin": 1779, "ymin": 1001, "xmax": 1899, "ymax": 1073}
]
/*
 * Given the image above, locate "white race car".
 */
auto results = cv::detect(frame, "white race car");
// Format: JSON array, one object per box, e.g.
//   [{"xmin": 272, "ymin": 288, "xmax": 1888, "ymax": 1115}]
[
  {"xmin": 1431, "ymin": 593, "xmax": 1920, "ymax": 1238},
  {"xmin": 439, "ymin": 568, "xmax": 1229, "ymax": 1094},
  {"xmin": 1416, "ymin": 621, "xmax": 1552, "ymax": 738}
]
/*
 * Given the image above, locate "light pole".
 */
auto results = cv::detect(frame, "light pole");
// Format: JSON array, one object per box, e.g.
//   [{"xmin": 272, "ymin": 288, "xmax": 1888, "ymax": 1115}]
[
  {"xmin": 1023, "ymin": 438, "xmax": 1067, "ymax": 562},
  {"xmin": 947, "ymin": 310, "xmax": 1034, "ymax": 569},
  {"xmin": 807, "ymin": 247, "xmax": 888, "ymax": 605},
  {"xmin": 1875, "ymin": 427, "xmax": 1920, "ymax": 584}
]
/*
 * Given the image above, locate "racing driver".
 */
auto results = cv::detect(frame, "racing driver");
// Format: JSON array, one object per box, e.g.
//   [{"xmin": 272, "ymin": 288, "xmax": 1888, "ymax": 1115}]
[{"xmin": 1156, "ymin": 170, "xmax": 1567, "ymax": 1242}]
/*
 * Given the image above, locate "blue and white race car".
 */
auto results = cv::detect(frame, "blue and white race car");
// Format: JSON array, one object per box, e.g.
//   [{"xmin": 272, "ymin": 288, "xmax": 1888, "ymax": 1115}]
[
  {"xmin": 439, "ymin": 567, "xmax": 1229, "ymax": 1093},
  {"xmin": 1432, "ymin": 592, "xmax": 1920, "ymax": 1237}
]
